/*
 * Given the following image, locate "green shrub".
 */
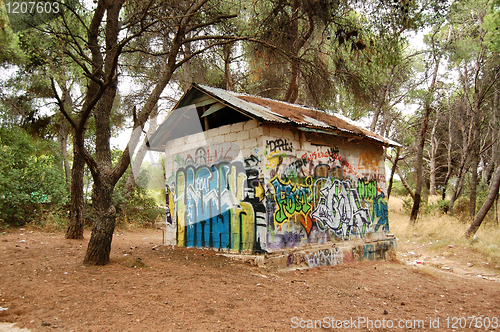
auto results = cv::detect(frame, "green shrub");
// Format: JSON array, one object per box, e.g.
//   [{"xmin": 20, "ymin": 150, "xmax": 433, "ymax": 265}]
[
  {"xmin": 0, "ymin": 127, "xmax": 68, "ymax": 227},
  {"xmin": 437, "ymin": 199, "xmax": 450, "ymax": 214},
  {"xmin": 391, "ymin": 181, "xmax": 413, "ymax": 197},
  {"xmin": 453, "ymin": 196, "xmax": 470, "ymax": 223},
  {"xmin": 113, "ymin": 167, "xmax": 164, "ymax": 228},
  {"xmin": 402, "ymin": 196, "xmax": 413, "ymax": 213}
]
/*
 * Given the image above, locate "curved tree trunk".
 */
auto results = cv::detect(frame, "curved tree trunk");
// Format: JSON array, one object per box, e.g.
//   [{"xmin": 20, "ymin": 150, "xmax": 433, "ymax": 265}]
[
  {"xmin": 410, "ymin": 48, "xmax": 440, "ymax": 224},
  {"xmin": 386, "ymin": 147, "xmax": 400, "ymax": 200},
  {"xmin": 469, "ymin": 153, "xmax": 479, "ymax": 218},
  {"xmin": 397, "ymin": 166, "xmax": 415, "ymax": 200},
  {"xmin": 464, "ymin": 163, "xmax": 500, "ymax": 238},
  {"xmin": 65, "ymin": 145, "xmax": 86, "ymax": 239},
  {"xmin": 58, "ymin": 116, "xmax": 71, "ymax": 193},
  {"xmin": 84, "ymin": 179, "xmax": 116, "ymax": 265}
]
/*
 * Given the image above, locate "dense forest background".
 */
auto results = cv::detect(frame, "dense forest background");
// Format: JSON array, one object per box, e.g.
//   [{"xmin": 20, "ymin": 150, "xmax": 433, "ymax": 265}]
[{"xmin": 1, "ymin": 0, "xmax": 499, "ymax": 264}]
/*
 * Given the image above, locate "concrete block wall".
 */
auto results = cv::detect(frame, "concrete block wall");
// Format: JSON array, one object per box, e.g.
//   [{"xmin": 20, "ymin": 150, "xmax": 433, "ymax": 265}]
[
  {"xmin": 163, "ymin": 120, "xmax": 265, "ymax": 251},
  {"xmin": 163, "ymin": 119, "xmax": 390, "ymax": 253},
  {"xmin": 257, "ymin": 124, "xmax": 389, "ymax": 251}
]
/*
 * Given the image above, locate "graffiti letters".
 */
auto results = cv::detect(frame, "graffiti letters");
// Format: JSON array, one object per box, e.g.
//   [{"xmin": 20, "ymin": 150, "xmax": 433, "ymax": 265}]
[
  {"xmin": 266, "ymin": 138, "xmax": 293, "ymax": 152},
  {"xmin": 283, "ymin": 157, "xmax": 309, "ymax": 178},
  {"xmin": 352, "ymin": 240, "xmax": 396, "ymax": 261},
  {"xmin": 270, "ymin": 176, "xmax": 313, "ymax": 224},
  {"xmin": 244, "ymin": 154, "xmax": 261, "ymax": 167},
  {"xmin": 306, "ymin": 247, "xmax": 344, "ymax": 268},
  {"xmin": 358, "ymin": 151, "xmax": 380, "ymax": 172},
  {"xmin": 373, "ymin": 193, "xmax": 389, "ymax": 232},
  {"xmin": 311, "ymin": 179, "xmax": 371, "ymax": 240},
  {"xmin": 168, "ymin": 142, "xmax": 240, "ymax": 172},
  {"xmin": 265, "ymin": 151, "xmax": 286, "ymax": 169},
  {"xmin": 357, "ymin": 178, "xmax": 378, "ymax": 200},
  {"xmin": 175, "ymin": 160, "xmax": 255, "ymax": 251},
  {"xmin": 287, "ymin": 252, "xmax": 307, "ymax": 266}
]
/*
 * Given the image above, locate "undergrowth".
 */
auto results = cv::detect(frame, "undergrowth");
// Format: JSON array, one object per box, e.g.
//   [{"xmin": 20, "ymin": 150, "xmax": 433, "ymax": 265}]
[{"xmin": 390, "ymin": 195, "xmax": 500, "ymax": 265}]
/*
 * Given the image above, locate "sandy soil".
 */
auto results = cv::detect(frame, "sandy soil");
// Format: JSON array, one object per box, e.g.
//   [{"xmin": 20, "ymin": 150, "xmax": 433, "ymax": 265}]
[{"xmin": 1, "ymin": 228, "xmax": 499, "ymax": 332}]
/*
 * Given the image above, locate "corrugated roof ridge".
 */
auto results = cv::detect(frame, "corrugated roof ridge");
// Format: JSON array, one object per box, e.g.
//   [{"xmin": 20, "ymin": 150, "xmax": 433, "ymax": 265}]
[
  {"xmin": 194, "ymin": 83, "xmax": 401, "ymax": 147},
  {"xmin": 198, "ymin": 83, "xmax": 332, "ymax": 115}
]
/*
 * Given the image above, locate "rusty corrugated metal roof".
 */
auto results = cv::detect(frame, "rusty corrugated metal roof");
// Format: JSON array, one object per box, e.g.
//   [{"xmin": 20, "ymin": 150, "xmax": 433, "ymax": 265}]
[{"xmin": 195, "ymin": 84, "xmax": 400, "ymax": 147}]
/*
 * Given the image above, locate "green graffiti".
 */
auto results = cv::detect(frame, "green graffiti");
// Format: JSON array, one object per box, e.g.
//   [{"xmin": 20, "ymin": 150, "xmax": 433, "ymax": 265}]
[
  {"xmin": 357, "ymin": 178, "xmax": 377, "ymax": 200},
  {"xmin": 270, "ymin": 176, "xmax": 313, "ymax": 223}
]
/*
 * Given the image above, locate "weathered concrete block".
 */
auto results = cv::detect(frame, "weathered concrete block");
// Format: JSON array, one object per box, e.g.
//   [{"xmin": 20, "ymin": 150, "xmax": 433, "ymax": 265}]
[
  {"xmin": 268, "ymin": 126, "xmax": 284, "ymax": 138},
  {"xmin": 236, "ymin": 129, "xmax": 250, "ymax": 140},
  {"xmin": 242, "ymin": 138, "xmax": 258, "ymax": 149},
  {"xmin": 223, "ymin": 132, "xmax": 238, "ymax": 142},
  {"xmin": 281, "ymin": 129, "xmax": 294, "ymax": 140},
  {"xmin": 261, "ymin": 125, "xmax": 271, "ymax": 136},
  {"xmin": 243, "ymin": 119, "xmax": 259, "ymax": 131},
  {"xmin": 219, "ymin": 125, "xmax": 231, "ymax": 135},
  {"xmin": 249, "ymin": 127, "xmax": 263, "ymax": 139},
  {"xmin": 230, "ymin": 122, "xmax": 244, "ymax": 133}
]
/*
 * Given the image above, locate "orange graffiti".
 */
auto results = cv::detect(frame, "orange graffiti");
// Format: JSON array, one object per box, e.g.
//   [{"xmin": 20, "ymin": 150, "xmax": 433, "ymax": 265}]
[{"xmin": 358, "ymin": 151, "xmax": 380, "ymax": 172}]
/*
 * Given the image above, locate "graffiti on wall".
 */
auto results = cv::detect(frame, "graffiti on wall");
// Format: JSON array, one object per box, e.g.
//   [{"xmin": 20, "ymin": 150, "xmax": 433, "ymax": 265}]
[
  {"xmin": 311, "ymin": 179, "xmax": 371, "ymax": 240},
  {"xmin": 270, "ymin": 176, "xmax": 313, "ymax": 224},
  {"xmin": 305, "ymin": 247, "xmax": 344, "ymax": 268},
  {"xmin": 358, "ymin": 151, "xmax": 380, "ymax": 172},
  {"xmin": 352, "ymin": 240, "xmax": 396, "ymax": 261},
  {"xmin": 266, "ymin": 139, "xmax": 293, "ymax": 153},
  {"xmin": 264, "ymin": 143, "xmax": 389, "ymax": 249},
  {"xmin": 167, "ymin": 142, "xmax": 240, "ymax": 171},
  {"xmin": 166, "ymin": 143, "xmax": 268, "ymax": 252},
  {"xmin": 165, "ymin": 185, "xmax": 174, "ymax": 225},
  {"xmin": 165, "ymin": 136, "xmax": 389, "ymax": 253}
]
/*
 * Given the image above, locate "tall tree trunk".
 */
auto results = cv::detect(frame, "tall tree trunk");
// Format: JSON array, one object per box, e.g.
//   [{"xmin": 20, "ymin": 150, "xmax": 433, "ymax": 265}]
[
  {"xmin": 469, "ymin": 153, "xmax": 479, "ymax": 218},
  {"xmin": 84, "ymin": 179, "xmax": 116, "ymax": 265},
  {"xmin": 449, "ymin": 94, "xmax": 473, "ymax": 214},
  {"xmin": 61, "ymin": 85, "xmax": 86, "ymax": 240},
  {"xmin": 223, "ymin": 43, "xmax": 234, "ymax": 91},
  {"xmin": 410, "ymin": 57, "xmax": 440, "ymax": 224},
  {"xmin": 448, "ymin": 151, "xmax": 471, "ymax": 215},
  {"xmin": 429, "ymin": 107, "xmax": 440, "ymax": 196},
  {"xmin": 370, "ymin": 85, "xmax": 388, "ymax": 132},
  {"xmin": 386, "ymin": 147, "xmax": 400, "ymax": 200},
  {"xmin": 481, "ymin": 77, "xmax": 499, "ymax": 186},
  {"xmin": 284, "ymin": 0, "xmax": 299, "ymax": 103},
  {"xmin": 58, "ymin": 115, "xmax": 71, "ymax": 192},
  {"xmin": 442, "ymin": 105, "xmax": 454, "ymax": 201},
  {"xmin": 181, "ymin": 36, "xmax": 192, "ymax": 91},
  {"xmin": 83, "ymin": 0, "xmax": 122, "ymax": 264},
  {"xmin": 468, "ymin": 52, "xmax": 485, "ymax": 218},
  {"xmin": 283, "ymin": 0, "xmax": 314, "ymax": 104},
  {"xmin": 65, "ymin": 144, "xmax": 86, "ymax": 239},
  {"xmin": 464, "ymin": 163, "xmax": 500, "ymax": 238}
]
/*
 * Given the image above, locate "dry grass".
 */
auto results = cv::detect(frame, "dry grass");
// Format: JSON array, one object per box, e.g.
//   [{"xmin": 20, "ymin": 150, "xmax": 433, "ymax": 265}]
[{"xmin": 388, "ymin": 196, "xmax": 500, "ymax": 262}]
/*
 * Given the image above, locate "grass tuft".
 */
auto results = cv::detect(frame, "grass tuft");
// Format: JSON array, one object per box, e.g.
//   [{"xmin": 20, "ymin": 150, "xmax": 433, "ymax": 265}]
[{"xmin": 389, "ymin": 196, "xmax": 500, "ymax": 264}]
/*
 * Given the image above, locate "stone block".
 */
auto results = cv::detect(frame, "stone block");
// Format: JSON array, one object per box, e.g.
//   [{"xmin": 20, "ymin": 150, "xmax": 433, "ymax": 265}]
[
  {"xmin": 243, "ymin": 138, "xmax": 258, "ymax": 149},
  {"xmin": 219, "ymin": 125, "xmax": 231, "ymax": 135},
  {"xmin": 249, "ymin": 127, "xmax": 263, "ymax": 139},
  {"xmin": 243, "ymin": 119, "xmax": 259, "ymax": 131},
  {"xmin": 230, "ymin": 122, "xmax": 244, "ymax": 133},
  {"xmin": 236, "ymin": 129, "xmax": 250, "ymax": 140}
]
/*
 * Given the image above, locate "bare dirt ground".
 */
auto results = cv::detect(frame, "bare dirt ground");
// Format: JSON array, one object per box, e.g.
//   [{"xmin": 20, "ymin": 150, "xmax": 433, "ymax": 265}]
[{"xmin": 1, "ymin": 226, "xmax": 499, "ymax": 332}]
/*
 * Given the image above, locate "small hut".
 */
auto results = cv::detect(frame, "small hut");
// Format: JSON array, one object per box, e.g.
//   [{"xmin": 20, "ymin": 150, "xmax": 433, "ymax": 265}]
[{"xmin": 148, "ymin": 84, "xmax": 400, "ymax": 256}]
